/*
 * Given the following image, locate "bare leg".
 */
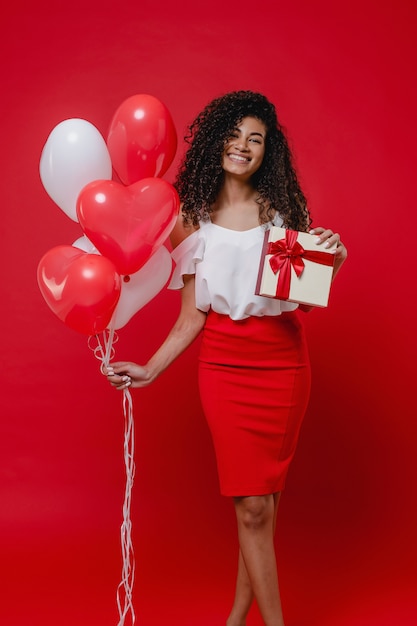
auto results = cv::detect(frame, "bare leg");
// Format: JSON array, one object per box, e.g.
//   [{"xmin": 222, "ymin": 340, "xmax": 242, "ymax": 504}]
[
  {"xmin": 227, "ymin": 493, "xmax": 283, "ymax": 626},
  {"xmin": 226, "ymin": 548, "xmax": 254, "ymax": 626}
]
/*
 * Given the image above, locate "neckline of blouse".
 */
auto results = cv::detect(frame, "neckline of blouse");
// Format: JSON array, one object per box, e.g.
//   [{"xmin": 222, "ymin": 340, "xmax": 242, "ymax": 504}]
[{"xmin": 208, "ymin": 221, "xmax": 264, "ymax": 233}]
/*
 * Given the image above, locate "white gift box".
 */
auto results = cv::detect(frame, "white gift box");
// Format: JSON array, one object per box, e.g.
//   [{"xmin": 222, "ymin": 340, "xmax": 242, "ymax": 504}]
[{"xmin": 255, "ymin": 227, "xmax": 336, "ymax": 307}]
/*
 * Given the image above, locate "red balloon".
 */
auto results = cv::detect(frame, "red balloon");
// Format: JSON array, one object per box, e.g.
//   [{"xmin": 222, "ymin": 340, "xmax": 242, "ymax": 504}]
[
  {"xmin": 37, "ymin": 245, "xmax": 121, "ymax": 336},
  {"xmin": 107, "ymin": 94, "xmax": 177, "ymax": 185},
  {"xmin": 77, "ymin": 178, "xmax": 180, "ymax": 276}
]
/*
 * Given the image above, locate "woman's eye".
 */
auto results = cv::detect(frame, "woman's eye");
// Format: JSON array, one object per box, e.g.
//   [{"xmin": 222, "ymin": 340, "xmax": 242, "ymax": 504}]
[{"xmin": 250, "ymin": 138, "xmax": 261, "ymax": 144}]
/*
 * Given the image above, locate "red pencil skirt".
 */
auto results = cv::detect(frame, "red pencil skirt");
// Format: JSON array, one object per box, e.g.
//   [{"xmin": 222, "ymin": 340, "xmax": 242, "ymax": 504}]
[{"xmin": 198, "ymin": 311, "xmax": 311, "ymax": 497}]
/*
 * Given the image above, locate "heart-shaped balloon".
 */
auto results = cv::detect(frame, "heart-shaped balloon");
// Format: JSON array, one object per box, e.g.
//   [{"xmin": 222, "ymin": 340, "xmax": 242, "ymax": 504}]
[
  {"xmin": 107, "ymin": 94, "xmax": 177, "ymax": 185},
  {"xmin": 37, "ymin": 245, "xmax": 121, "ymax": 336},
  {"xmin": 76, "ymin": 177, "xmax": 179, "ymax": 276},
  {"xmin": 112, "ymin": 245, "xmax": 173, "ymax": 330}
]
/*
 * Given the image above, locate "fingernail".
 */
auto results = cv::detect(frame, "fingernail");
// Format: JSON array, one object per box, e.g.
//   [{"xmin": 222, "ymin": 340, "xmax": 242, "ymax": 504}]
[
  {"xmin": 324, "ymin": 241, "xmax": 330, "ymax": 248},
  {"xmin": 122, "ymin": 376, "xmax": 129, "ymax": 382},
  {"xmin": 315, "ymin": 236, "xmax": 321, "ymax": 244}
]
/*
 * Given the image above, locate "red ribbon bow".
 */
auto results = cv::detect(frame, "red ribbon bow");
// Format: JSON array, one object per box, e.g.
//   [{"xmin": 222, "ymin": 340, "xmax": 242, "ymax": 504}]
[{"xmin": 267, "ymin": 230, "xmax": 334, "ymax": 300}]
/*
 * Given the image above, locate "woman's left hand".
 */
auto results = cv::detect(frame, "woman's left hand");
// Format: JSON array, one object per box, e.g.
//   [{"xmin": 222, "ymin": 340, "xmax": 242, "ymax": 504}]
[{"xmin": 309, "ymin": 227, "xmax": 347, "ymax": 276}]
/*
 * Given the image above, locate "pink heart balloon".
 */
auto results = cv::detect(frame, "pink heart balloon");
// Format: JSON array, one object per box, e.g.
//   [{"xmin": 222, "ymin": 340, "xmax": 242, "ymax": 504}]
[
  {"xmin": 76, "ymin": 178, "xmax": 179, "ymax": 276},
  {"xmin": 37, "ymin": 245, "xmax": 121, "ymax": 336}
]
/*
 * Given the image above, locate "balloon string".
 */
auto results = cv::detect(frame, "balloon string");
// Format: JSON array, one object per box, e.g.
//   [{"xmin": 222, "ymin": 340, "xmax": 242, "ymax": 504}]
[
  {"xmin": 88, "ymin": 327, "xmax": 136, "ymax": 625},
  {"xmin": 117, "ymin": 386, "xmax": 136, "ymax": 626},
  {"xmin": 88, "ymin": 327, "xmax": 119, "ymax": 371}
]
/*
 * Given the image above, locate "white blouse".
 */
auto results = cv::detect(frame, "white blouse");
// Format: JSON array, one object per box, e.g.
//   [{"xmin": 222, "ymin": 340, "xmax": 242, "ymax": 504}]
[{"xmin": 168, "ymin": 216, "xmax": 299, "ymax": 320}]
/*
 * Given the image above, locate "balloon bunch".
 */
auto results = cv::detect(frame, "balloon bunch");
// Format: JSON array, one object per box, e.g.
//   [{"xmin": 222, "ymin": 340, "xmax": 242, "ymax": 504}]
[
  {"xmin": 37, "ymin": 94, "xmax": 179, "ymax": 336},
  {"xmin": 36, "ymin": 95, "xmax": 179, "ymax": 626}
]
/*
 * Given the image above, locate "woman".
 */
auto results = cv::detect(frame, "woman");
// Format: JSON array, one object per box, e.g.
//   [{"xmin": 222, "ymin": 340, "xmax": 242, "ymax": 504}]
[{"xmin": 107, "ymin": 90, "xmax": 347, "ymax": 626}]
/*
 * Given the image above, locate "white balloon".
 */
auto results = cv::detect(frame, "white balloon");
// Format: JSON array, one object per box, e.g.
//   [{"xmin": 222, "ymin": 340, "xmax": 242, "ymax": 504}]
[
  {"xmin": 40, "ymin": 118, "xmax": 112, "ymax": 222},
  {"xmin": 72, "ymin": 235, "xmax": 100, "ymax": 254},
  {"xmin": 112, "ymin": 246, "xmax": 173, "ymax": 330}
]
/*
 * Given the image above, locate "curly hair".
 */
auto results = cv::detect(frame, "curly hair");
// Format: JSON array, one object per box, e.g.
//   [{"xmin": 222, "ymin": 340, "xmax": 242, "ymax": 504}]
[{"xmin": 174, "ymin": 90, "xmax": 311, "ymax": 232}]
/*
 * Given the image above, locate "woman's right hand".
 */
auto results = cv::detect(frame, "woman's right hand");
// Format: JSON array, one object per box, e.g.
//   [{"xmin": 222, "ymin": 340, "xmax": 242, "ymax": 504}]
[
  {"xmin": 104, "ymin": 275, "xmax": 205, "ymax": 392},
  {"xmin": 105, "ymin": 361, "xmax": 152, "ymax": 390}
]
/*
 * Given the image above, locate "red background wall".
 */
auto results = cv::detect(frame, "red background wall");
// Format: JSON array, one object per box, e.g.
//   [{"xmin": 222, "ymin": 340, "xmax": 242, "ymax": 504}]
[{"xmin": 1, "ymin": 1, "xmax": 416, "ymax": 624}]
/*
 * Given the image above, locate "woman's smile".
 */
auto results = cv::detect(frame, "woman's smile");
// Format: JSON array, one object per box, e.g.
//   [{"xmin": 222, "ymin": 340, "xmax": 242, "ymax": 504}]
[{"xmin": 227, "ymin": 153, "xmax": 251, "ymax": 163}]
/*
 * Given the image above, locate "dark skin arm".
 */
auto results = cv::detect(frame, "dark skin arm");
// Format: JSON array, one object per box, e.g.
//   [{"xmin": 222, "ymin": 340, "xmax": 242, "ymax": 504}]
[{"xmin": 106, "ymin": 274, "xmax": 206, "ymax": 389}]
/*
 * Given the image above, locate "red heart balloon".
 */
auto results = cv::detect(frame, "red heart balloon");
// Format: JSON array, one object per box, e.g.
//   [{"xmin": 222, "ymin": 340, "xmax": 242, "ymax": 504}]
[
  {"xmin": 77, "ymin": 178, "xmax": 179, "ymax": 276},
  {"xmin": 37, "ymin": 245, "xmax": 121, "ymax": 336},
  {"xmin": 107, "ymin": 94, "xmax": 177, "ymax": 185}
]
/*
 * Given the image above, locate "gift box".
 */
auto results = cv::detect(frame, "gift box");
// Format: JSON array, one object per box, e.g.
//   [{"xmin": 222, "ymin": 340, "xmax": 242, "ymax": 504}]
[{"xmin": 255, "ymin": 227, "xmax": 336, "ymax": 307}]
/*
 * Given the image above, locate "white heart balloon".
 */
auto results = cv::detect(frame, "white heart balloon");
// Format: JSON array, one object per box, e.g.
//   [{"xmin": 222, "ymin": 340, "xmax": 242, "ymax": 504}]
[
  {"xmin": 112, "ymin": 246, "xmax": 173, "ymax": 330},
  {"xmin": 72, "ymin": 235, "xmax": 99, "ymax": 254},
  {"xmin": 40, "ymin": 118, "xmax": 112, "ymax": 222}
]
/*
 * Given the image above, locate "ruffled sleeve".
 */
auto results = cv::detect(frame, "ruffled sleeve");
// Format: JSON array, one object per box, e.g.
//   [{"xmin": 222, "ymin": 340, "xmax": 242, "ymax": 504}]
[{"xmin": 168, "ymin": 229, "xmax": 206, "ymax": 290}]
